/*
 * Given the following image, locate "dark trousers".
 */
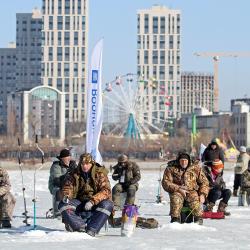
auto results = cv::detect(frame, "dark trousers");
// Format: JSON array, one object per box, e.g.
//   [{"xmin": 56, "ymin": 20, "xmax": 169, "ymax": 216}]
[
  {"xmin": 207, "ymin": 188, "xmax": 231, "ymax": 204},
  {"xmin": 112, "ymin": 183, "xmax": 137, "ymax": 207},
  {"xmin": 58, "ymin": 199, "xmax": 113, "ymax": 233},
  {"xmin": 233, "ymin": 174, "xmax": 242, "ymax": 191}
]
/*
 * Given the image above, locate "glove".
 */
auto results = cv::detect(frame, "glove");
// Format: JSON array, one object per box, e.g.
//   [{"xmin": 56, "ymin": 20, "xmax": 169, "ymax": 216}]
[
  {"xmin": 62, "ymin": 195, "xmax": 69, "ymax": 204},
  {"xmin": 84, "ymin": 201, "xmax": 93, "ymax": 211}
]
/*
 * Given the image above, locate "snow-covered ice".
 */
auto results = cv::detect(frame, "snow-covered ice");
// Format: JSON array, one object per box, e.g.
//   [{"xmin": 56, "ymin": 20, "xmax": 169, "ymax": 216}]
[{"xmin": 1, "ymin": 167, "xmax": 250, "ymax": 250}]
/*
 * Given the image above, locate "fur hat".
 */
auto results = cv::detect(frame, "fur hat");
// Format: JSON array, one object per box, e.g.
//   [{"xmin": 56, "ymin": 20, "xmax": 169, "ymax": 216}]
[{"xmin": 178, "ymin": 153, "xmax": 189, "ymax": 161}]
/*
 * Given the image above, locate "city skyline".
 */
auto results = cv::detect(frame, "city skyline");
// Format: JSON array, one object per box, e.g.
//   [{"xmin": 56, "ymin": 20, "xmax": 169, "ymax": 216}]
[{"xmin": 0, "ymin": 0, "xmax": 250, "ymax": 111}]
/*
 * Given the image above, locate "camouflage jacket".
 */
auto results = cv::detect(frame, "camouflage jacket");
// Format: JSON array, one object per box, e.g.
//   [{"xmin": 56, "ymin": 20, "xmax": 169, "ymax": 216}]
[
  {"xmin": 62, "ymin": 163, "xmax": 111, "ymax": 205},
  {"xmin": 0, "ymin": 167, "xmax": 11, "ymax": 197},
  {"xmin": 162, "ymin": 161, "xmax": 209, "ymax": 198},
  {"xmin": 112, "ymin": 161, "xmax": 141, "ymax": 188},
  {"xmin": 242, "ymin": 170, "xmax": 250, "ymax": 190}
]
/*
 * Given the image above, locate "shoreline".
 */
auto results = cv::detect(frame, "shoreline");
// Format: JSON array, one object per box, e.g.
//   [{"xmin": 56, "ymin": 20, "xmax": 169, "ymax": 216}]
[{"xmin": 0, "ymin": 159, "xmax": 235, "ymax": 171}]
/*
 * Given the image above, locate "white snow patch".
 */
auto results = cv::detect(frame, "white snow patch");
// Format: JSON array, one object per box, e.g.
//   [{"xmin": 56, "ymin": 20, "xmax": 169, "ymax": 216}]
[
  {"xmin": 159, "ymin": 222, "xmax": 217, "ymax": 232},
  {"xmin": 0, "ymin": 169, "xmax": 249, "ymax": 250}
]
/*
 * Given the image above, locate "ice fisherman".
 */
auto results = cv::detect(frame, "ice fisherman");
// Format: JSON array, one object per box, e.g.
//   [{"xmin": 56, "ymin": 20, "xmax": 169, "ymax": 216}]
[
  {"xmin": 48, "ymin": 148, "xmax": 77, "ymax": 217},
  {"xmin": 162, "ymin": 152, "xmax": 209, "ymax": 225},
  {"xmin": 0, "ymin": 167, "xmax": 16, "ymax": 228},
  {"xmin": 58, "ymin": 153, "xmax": 113, "ymax": 236},
  {"xmin": 202, "ymin": 159, "xmax": 231, "ymax": 216},
  {"xmin": 112, "ymin": 154, "xmax": 141, "ymax": 210}
]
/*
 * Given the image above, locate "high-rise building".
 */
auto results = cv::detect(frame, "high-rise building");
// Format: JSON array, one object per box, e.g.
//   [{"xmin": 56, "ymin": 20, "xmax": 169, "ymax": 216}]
[
  {"xmin": 137, "ymin": 5, "xmax": 181, "ymax": 127},
  {"xmin": 181, "ymin": 72, "xmax": 214, "ymax": 114},
  {"xmin": 41, "ymin": 0, "xmax": 88, "ymax": 124},
  {"xmin": 16, "ymin": 9, "xmax": 42, "ymax": 91},
  {"xmin": 0, "ymin": 9, "xmax": 42, "ymax": 134},
  {"xmin": 0, "ymin": 45, "xmax": 17, "ymax": 133}
]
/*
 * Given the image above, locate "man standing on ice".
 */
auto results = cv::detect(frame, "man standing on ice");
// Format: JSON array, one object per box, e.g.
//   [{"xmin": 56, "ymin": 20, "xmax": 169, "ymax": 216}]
[
  {"xmin": 0, "ymin": 167, "xmax": 16, "ymax": 228},
  {"xmin": 162, "ymin": 152, "xmax": 209, "ymax": 225},
  {"xmin": 59, "ymin": 153, "xmax": 113, "ymax": 236}
]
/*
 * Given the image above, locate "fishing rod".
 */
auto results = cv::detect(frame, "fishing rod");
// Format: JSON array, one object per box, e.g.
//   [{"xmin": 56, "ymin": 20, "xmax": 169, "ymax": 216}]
[
  {"xmin": 32, "ymin": 135, "xmax": 45, "ymax": 229},
  {"xmin": 17, "ymin": 138, "xmax": 30, "ymax": 226},
  {"xmin": 156, "ymin": 163, "xmax": 167, "ymax": 203}
]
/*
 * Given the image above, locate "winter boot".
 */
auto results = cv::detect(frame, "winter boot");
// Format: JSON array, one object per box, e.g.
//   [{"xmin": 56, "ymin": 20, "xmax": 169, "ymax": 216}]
[
  {"xmin": 65, "ymin": 223, "xmax": 74, "ymax": 232},
  {"xmin": 108, "ymin": 210, "xmax": 115, "ymax": 227},
  {"xmin": 233, "ymin": 189, "xmax": 238, "ymax": 197},
  {"xmin": 194, "ymin": 217, "xmax": 203, "ymax": 225},
  {"xmin": 170, "ymin": 217, "xmax": 180, "ymax": 223},
  {"xmin": 86, "ymin": 229, "xmax": 96, "ymax": 237},
  {"xmin": 217, "ymin": 201, "xmax": 231, "ymax": 216},
  {"xmin": 1, "ymin": 220, "xmax": 11, "ymax": 228},
  {"xmin": 205, "ymin": 202, "xmax": 215, "ymax": 212}
]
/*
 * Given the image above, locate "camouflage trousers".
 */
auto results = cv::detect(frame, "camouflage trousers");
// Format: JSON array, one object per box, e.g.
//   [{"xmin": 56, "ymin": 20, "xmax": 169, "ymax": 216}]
[
  {"xmin": 112, "ymin": 183, "xmax": 137, "ymax": 208},
  {"xmin": 0, "ymin": 192, "xmax": 16, "ymax": 220},
  {"xmin": 169, "ymin": 191, "xmax": 202, "ymax": 218}
]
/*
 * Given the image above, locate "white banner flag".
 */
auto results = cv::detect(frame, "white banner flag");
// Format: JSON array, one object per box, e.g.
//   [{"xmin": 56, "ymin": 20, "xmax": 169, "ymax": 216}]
[
  {"xmin": 86, "ymin": 39, "xmax": 103, "ymax": 164},
  {"xmin": 199, "ymin": 143, "xmax": 207, "ymax": 161}
]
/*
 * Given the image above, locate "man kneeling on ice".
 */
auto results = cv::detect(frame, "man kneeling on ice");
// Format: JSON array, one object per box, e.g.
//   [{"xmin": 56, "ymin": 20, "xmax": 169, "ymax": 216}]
[
  {"xmin": 162, "ymin": 152, "xmax": 209, "ymax": 225},
  {"xmin": 0, "ymin": 167, "xmax": 16, "ymax": 228},
  {"xmin": 59, "ymin": 153, "xmax": 113, "ymax": 236}
]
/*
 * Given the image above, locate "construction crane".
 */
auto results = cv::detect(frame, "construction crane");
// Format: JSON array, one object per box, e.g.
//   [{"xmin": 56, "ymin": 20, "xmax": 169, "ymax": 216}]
[{"xmin": 194, "ymin": 52, "xmax": 250, "ymax": 113}]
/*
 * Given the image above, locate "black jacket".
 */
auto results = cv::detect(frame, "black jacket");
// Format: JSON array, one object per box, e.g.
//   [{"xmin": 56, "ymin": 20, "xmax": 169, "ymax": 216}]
[
  {"xmin": 112, "ymin": 161, "xmax": 141, "ymax": 188},
  {"xmin": 202, "ymin": 142, "xmax": 225, "ymax": 164}
]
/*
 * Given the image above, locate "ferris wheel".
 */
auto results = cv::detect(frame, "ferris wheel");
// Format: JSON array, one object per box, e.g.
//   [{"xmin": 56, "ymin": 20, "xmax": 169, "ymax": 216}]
[{"xmin": 102, "ymin": 73, "xmax": 168, "ymax": 142}]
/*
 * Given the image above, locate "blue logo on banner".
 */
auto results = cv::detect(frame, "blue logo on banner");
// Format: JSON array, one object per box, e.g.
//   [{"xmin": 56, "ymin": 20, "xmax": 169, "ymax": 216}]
[{"xmin": 92, "ymin": 70, "xmax": 98, "ymax": 84}]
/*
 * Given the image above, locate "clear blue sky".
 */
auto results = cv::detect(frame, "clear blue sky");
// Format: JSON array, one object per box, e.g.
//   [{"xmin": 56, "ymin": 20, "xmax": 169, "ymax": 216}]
[{"xmin": 1, "ymin": 0, "xmax": 250, "ymax": 111}]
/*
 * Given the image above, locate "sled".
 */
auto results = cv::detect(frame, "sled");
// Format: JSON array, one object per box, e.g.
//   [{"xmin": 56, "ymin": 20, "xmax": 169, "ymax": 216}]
[{"xmin": 202, "ymin": 211, "xmax": 225, "ymax": 219}]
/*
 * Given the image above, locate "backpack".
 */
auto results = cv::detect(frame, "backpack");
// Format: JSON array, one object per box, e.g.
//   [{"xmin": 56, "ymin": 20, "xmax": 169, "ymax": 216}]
[{"xmin": 136, "ymin": 217, "xmax": 159, "ymax": 229}]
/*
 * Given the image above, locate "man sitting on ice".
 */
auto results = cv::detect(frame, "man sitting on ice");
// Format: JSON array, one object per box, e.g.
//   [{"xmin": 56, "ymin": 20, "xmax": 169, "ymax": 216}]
[
  {"xmin": 202, "ymin": 159, "xmax": 231, "ymax": 216},
  {"xmin": 0, "ymin": 167, "xmax": 16, "ymax": 228},
  {"xmin": 59, "ymin": 153, "xmax": 113, "ymax": 236},
  {"xmin": 162, "ymin": 151, "xmax": 209, "ymax": 225},
  {"xmin": 112, "ymin": 154, "xmax": 141, "ymax": 211},
  {"xmin": 48, "ymin": 148, "xmax": 77, "ymax": 218}
]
